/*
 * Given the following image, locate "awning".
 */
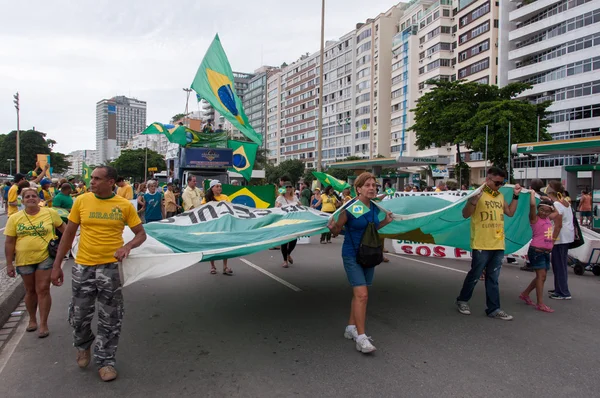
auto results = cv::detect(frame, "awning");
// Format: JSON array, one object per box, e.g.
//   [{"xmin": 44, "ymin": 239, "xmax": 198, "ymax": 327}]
[
  {"xmin": 329, "ymin": 155, "xmax": 450, "ymax": 169},
  {"xmin": 511, "ymin": 137, "xmax": 600, "ymax": 155}
]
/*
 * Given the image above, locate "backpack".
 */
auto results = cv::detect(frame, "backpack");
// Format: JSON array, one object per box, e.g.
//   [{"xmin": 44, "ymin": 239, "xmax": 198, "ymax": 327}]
[{"xmin": 348, "ymin": 203, "xmax": 383, "ymax": 268}]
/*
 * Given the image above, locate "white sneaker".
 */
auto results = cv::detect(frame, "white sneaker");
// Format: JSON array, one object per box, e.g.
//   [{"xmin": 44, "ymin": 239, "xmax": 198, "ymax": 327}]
[
  {"xmin": 344, "ymin": 326, "xmax": 358, "ymax": 341},
  {"xmin": 355, "ymin": 336, "xmax": 376, "ymax": 353}
]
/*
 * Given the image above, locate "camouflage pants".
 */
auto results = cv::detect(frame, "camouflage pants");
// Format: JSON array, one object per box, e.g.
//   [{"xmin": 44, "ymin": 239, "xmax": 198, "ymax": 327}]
[{"xmin": 68, "ymin": 262, "xmax": 124, "ymax": 368}]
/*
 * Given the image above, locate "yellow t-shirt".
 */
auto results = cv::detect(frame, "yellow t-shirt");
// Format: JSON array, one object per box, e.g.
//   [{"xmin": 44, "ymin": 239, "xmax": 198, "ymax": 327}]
[
  {"xmin": 321, "ymin": 194, "xmax": 338, "ymax": 213},
  {"xmin": 201, "ymin": 194, "xmax": 229, "ymax": 204},
  {"xmin": 116, "ymin": 184, "xmax": 133, "ymax": 200},
  {"xmin": 470, "ymin": 191, "xmax": 505, "ymax": 250},
  {"xmin": 7, "ymin": 185, "xmax": 19, "ymax": 216},
  {"xmin": 4, "ymin": 208, "xmax": 63, "ymax": 266},
  {"xmin": 68, "ymin": 193, "xmax": 142, "ymax": 266}
]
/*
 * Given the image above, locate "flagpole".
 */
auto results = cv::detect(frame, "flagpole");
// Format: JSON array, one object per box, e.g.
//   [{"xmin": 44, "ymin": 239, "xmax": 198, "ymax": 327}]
[
  {"xmin": 507, "ymin": 121, "xmax": 511, "ymax": 180},
  {"xmin": 535, "ymin": 115, "xmax": 540, "ymax": 178},
  {"xmin": 484, "ymin": 125, "xmax": 488, "ymax": 176},
  {"xmin": 316, "ymin": 0, "xmax": 325, "ymax": 173}
]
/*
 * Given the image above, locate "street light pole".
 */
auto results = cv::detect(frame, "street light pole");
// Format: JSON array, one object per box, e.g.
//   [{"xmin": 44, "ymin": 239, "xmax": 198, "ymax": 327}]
[
  {"xmin": 536, "ymin": 115, "xmax": 540, "ymax": 178},
  {"xmin": 316, "ymin": 0, "xmax": 325, "ymax": 173},
  {"xmin": 13, "ymin": 92, "xmax": 20, "ymax": 174},
  {"xmin": 484, "ymin": 125, "xmax": 489, "ymax": 176},
  {"xmin": 507, "ymin": 121, "xmax": 512, "ymax": 180},
  {"xmin": 7, "ymin": 158, "xmax": 14, "ymax": 176}
]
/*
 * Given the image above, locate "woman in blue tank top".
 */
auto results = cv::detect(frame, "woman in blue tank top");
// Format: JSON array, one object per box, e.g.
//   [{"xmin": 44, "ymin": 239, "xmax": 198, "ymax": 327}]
[{"xmin": 327, "ymin": 172, "xmax": 393, "ymax": 355}]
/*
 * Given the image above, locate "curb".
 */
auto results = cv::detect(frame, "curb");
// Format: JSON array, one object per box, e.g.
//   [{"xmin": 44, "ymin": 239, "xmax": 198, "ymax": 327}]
[{"xmin": 0, "ymin": 277, "xmax": 25, "ymax": 327}]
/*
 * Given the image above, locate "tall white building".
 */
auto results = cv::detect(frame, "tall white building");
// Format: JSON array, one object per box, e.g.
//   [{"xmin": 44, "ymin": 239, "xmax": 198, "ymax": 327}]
[
  {"xmin": 96, "ymin": 96, "xmax": 147, "ymax": 164},
  {"xmin": 66, "ymin": 149, "xmax": 98, "ymax": 176},
  {"xmin": 124, "ymin": 133, "xmax": 170, "ymax": 156},
  {"xmin": 504, "ymin": 0, "xmax": 600, "ymax": 181}
]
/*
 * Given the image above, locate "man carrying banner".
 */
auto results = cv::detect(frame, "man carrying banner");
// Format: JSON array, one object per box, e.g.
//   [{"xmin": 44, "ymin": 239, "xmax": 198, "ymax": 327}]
[
  {"xmin": 182, "ymin": 175, "xmax": 203, "ymax": 211},
  {"xmin": 51, "ymin": 166, "xmax": 146, "ymax": 382},
  {"xmin": 456, "ymin": 167, "xmax": 522, "ymax": 321},
  {"xmin": 164, "ymin": 183, "xmax": 179, "ymax": 218}
]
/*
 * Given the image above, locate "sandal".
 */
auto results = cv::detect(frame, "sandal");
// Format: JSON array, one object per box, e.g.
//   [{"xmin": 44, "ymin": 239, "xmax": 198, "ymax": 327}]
[
  {"xmin": 288, "ymin": 255, "xmax": 294, "ymax": 265},
  {"xmin": 223, "ymin": 267, "xmax": 234, "ymax": 276},
  {"xmin": 536, "ymin": 304, "xmax": 554, "ymax": 313},
  {"xmin": 383, "ymin": 257, "xmax": 390, "ymax": 263},
  {"xmin": 26, "ymin": 325, "xmax": 38, "ymax": 333},
  {"xmin": 282, "ymin": 262, "xmax": 289, "ymax": 268},
  {"xmin": 38, "ymin": 331, "xmax": 50, "ymax": 339},
  {"xmin": 519, "ymin": 293, "xmax": 535, "ymax": 306},
  {"xmin": 210, "ymin": 267, "xmax": 217, "ymax": 275}
]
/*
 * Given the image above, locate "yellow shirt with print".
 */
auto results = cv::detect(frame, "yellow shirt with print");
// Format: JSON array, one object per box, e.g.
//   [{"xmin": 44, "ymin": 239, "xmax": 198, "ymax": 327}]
[
  {"xmin": 321, "ymin": 194, "xmax": 338, "ymax": 213},
  {"xmin": 4, "ymin": 208, "xmax": 63, "ymax": 266},
  {"xmin": 470, "ymin": 191, "xmax": 505, "ymax": 251},
  {"xmin": 116, "ymin": 184, "xmax": 133, "ymax": 200},
  {"xmin": 7, "ymin": 184, "xmax": 19, "ymax": 216},
  {"xmin": 68, "ymin": 193, "xmax": 142, "ymax": 266},
  {"xmin": 201, "ymin": 194, "xmax": 229, "ymax": 204}
]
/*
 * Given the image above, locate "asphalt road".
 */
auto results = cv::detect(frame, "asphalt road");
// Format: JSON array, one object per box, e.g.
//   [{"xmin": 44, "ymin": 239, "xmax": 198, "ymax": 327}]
[{"xmin": 1, "ymin": 236, "xmax": 600, "ymax": 397}]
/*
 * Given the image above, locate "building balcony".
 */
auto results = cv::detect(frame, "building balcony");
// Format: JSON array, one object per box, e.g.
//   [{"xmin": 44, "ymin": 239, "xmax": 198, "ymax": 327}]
[{"xmin": 509, "ymin": 0, "xmax": 562, "ymax": 22}]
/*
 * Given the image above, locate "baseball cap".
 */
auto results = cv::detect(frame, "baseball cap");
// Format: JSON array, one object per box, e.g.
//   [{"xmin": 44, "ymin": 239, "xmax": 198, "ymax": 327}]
[
  {"xmin": 209, "ymin": 179, "xmax": 221, "ymax": 189},
  {"xmin": 40, "ymin": 178, "xmax": 52, "ymax": 186}
]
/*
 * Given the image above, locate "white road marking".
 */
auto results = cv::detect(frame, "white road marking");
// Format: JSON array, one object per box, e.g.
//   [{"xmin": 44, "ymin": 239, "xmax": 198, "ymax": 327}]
[
  {"xmin": 0, "ymin": 227, "xmax": 5, "ymax": 232},
  {"xmin": 239, "ymin": 258, "xmax": 302, "ymax": 292},
  {"xmin": 387, "ymin": 253, "xmax": 468, "ymax": 274}
]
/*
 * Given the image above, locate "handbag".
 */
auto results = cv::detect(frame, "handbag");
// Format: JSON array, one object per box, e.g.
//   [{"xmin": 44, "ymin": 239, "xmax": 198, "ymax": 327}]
[
  {"xmin": 24, "ymin": 208, "xmax": 60, "ymax": 259},
  {"xmin": 347, "ymin": 202, "xmax": 384, "ymax": 268},
  {"xmin": 569, "ymin": 210, "xmax": 584, "ymax": 249}
]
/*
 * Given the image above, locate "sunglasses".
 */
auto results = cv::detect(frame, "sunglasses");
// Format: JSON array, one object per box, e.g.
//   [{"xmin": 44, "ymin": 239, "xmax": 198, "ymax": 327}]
[{"xmin": 490, "ymin": 179, "xmax": 506, "ymax": 187}]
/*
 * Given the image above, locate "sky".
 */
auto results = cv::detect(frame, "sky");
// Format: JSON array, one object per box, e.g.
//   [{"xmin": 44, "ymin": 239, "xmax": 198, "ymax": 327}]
[{"xmin": 0, "ymin": 0, "xmax": 401, "ymax": 155}]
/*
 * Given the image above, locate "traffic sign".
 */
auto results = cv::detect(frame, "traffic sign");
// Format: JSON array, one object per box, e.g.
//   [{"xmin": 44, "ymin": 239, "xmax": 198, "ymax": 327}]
[{"xmin": 148, "ymin": 167, "xmax": 158, "ymax": 172}]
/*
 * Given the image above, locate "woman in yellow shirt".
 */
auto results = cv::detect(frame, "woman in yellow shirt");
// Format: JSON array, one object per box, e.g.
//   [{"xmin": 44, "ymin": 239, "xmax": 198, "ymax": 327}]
[
  {"xmin": 201, "ymin": 180, "xmax": 233, "ymax": 275},
  {"xmin": 315, "ymin": 186, "xmax": 340, "ymax": 243},
  {"xmin": 4, "ymin": 187, "xmax": 66, "ymax": 338}
]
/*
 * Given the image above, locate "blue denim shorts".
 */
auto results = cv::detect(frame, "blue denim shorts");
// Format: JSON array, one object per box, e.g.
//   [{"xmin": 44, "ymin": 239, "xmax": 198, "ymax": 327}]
[
  {"xmin": 16, "ymin": 257, "xmax": 54, "ymax": 276},
  {"xmin": 342, "ymin": 256, "xmax": 374, "ymax": 287},
  {"xmin": 528, "ymin": 247, "xmax": 551, "ymax": 270}
]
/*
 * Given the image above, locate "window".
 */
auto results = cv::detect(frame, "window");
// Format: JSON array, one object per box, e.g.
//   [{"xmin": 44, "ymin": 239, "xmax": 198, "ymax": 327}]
[
  {"xmin": 357, "ymin": 29, "xmax": 372, "ymax": 43},
  {"xmin": 443, "ymin": 9, "xmax": 450, "ymax": 17}
]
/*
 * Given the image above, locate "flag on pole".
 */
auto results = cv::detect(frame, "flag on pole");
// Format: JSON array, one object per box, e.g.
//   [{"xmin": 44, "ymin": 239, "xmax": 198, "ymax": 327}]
[
  {"xmin": 227, "ymin": 140, "xmax": 258, "ymax": 181},
  {"xmin": 312, "ymin": 171, "xmax": 351, "ymax": 192},
  {"xmin": 81, "ymin": 162, "xmax": 92, "ymax": 186},
  {"xmin": 142, "ymin": 122, "xmax": 188, "ymax": 146},
  {"xmin": 190, "ymin": 34, "xmax": 263, "ymax": 145}
]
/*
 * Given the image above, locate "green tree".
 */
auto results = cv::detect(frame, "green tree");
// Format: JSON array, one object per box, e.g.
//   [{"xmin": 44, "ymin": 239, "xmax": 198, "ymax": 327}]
[
  {"xmin": 110, "ymin": 149, "xmax": 165, "ymax": 182},
  {"xmin": 277, "ymin": 159, "xmax": 305, "ymax": 184},
  {"xmin": 302, "ymin": 168, "xmax": 315, "ymax": 185},
  {"xmin": 0, "ymin": 129, "xmax": 71, "ymax": 174},
  {"xmin": 255, "ymin": 147, "xmax": 269, "ymax": 169},
  {"xmin": 264, "ymin": 163, "xmax": 280, "ymax": 185},
  {"xmin": 171, "ymin": 113, "xmax": 189, "ymax": 123}
]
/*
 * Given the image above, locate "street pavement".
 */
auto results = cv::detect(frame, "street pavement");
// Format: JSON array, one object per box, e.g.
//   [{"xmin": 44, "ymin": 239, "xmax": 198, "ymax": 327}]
[{"xmin": 0, "ymin": 234, "xmax": 600, "ymax": 397}]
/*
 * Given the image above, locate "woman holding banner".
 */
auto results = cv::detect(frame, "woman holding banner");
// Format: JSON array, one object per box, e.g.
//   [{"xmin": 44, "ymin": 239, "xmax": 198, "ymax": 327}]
[
  {"xmin": 315, "ymin": 186, "xmax": 340, "ymax": 244},
  {"xmin": 275, "ymin": 183, "xmax": 299, "ymax": 268},
  {"xmin": 327, "ymin": 172, "xmax": 393, "ymax": 354},
  {"xmin": 202, "ymin": 180, "xmax": 234, "ymax": 275}
]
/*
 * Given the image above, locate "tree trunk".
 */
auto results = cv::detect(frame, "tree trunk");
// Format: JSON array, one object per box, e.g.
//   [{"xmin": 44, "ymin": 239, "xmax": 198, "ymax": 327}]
[{"xmin": 455, "ymin": 142, "xmax": 462, "ymax": 187}]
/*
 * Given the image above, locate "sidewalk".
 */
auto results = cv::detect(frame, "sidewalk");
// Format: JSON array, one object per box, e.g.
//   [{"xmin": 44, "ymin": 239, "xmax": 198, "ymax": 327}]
[{"xmin": 0, "ymin": 262, "xmax": 24, "ymax": 328}]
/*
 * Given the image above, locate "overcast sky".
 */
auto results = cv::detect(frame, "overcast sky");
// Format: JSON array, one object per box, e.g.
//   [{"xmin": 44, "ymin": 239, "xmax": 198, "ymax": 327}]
[{"xmin": 0, "ymin": 0, "xmax": 401, "ymax": 155}]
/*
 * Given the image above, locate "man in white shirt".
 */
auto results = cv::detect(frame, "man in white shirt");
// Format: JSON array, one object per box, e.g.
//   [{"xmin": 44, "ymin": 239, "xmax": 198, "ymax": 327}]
[
  {"xmin": 181, "ymin": 175, "xmax": 203, "ymax": 211},
  {"xmin": 546, "ymin": 181, "xmax": 575, "ymax": 300}
]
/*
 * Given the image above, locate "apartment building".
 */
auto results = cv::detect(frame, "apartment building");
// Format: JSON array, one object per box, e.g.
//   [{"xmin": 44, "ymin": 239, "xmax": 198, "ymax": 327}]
[{"xmin": 504, "ymin": 0, "xmax": 600, "ymax": 182}]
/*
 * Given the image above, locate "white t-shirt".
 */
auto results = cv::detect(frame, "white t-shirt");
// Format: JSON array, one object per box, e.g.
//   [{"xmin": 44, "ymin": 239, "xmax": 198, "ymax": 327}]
[
  {"xmin": 276, "ymin": 195, "xmax": 299, "ymax": 206},
  {"xmin": 554, "ymin": 201, "xmax": 575, "ymax": 244}
]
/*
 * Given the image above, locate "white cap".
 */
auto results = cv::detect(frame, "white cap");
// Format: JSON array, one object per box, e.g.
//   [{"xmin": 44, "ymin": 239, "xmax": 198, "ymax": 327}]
[{"xmin": 209, "ymin": 179, "xmax": 221, "ymax": 189}]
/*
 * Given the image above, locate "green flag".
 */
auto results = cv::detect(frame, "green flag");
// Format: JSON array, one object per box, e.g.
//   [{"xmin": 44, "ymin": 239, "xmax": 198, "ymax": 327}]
[
  {"xmin": 312, "ymin": 171, "xmax": 351, "ymax": 192},
  {"xmin": 227, "ymin": 140, "xmax": 257, "ymax": 181},
  {"xmin": 142, "ymin": 122, "xmax": 188, "ymax": 146},
  {"xmin": 190, "ymin": 35, "xmax": 263, "ymax": 146},
  {"xmin": 203, "ymin": 182, "xmax": 276, "ymax": 208},
  {"xmin": 347, "ymin": 200, "xmax": 371, "ymax": 219},
  {"xmin": 82, "ymin": 162, "xmax": 92, "ymax": 186}
]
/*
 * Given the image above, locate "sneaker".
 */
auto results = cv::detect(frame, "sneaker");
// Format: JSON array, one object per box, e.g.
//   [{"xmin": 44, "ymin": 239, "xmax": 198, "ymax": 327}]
[
  {"xmin": 488, "ymin": 310, "xmax": 513, "ymax": 321},
  {"xmin": 76, "ymin": 348, "xmax": 91, "ymax": 368},
  {"xmin": 548, "ymin": 289, "xmax": 555, "ymax": 294},
  {"xmin": 456, "ymin": 301, "xmax": 471, "ymax": 315},
  {"xmin": 355, "ymin": 336, "xmax": 376, "ymax": 354},
  {"xmin": 99, "ymin": 366, "xmax": 118, "ymax": 382},
  {"xmin": 344, "ymin": 326, "xmax": 358, "ymax": 341},
  {"xmin": 549, "ymin": 294, "xmax": 571, "ymax": 300}
]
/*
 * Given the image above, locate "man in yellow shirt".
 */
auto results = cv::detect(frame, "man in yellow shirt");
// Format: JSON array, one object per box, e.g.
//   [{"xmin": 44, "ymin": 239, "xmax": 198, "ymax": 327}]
[
  {"xmin": 456, "ymin": 167, "xmax": 522, "ymax": 321},
  {"xmin": 51, "ymin": 166, "xmax": 146, "ymax": 382},
  {"xmin": 182, "ymin": 175, "xmax": 203, "ymax": 211},
  {"xmin": 164, "ymin": 182, "xmax": 180, "ymax": 217},
  {"xmin": 115, "ymin": 177, "xmax": 133, "ymax": 200},
  {"xmin": 7, "ymin": 173, "xmax": 26, "ymax": 216}
]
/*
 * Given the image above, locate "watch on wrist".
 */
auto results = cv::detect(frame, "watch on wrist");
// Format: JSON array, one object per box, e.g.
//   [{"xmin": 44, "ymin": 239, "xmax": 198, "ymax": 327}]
[{"xmin": 513, "ymin": 194, "xmax": 519, "ymax": 200}]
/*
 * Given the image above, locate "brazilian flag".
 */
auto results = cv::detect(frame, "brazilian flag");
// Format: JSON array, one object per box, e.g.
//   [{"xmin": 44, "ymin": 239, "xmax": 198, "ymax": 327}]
[
  {"xmin": 190, "ymin": 34, "xmax": 263, "ymax": 146},
  {"xmin": 142, "ymin": 122, "xmax": 188, "ymax": 146},
  {"xmin": 227, "ymin": 140, "xmax": 257, "ymax": 181},
  {"xmin": 82, "ymin": 162, "xmax": 92, "ymax": 186},
  {"xmin": 312, "ymin": 171, "xmax": 351, "ymax": 192},
  {"xmin": 204, "ymin": 182, "xmax": 276, "ymax": 208}
]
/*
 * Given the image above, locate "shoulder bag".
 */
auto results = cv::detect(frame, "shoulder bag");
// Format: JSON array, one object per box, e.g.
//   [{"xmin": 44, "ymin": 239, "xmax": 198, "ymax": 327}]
[
  {"xmin": 347, "ymin": 202, "xmax": 384, "ymax": 268},
  {"xmin": 24, "ymin": 208, "xmax": 60, "ymax": 259}
]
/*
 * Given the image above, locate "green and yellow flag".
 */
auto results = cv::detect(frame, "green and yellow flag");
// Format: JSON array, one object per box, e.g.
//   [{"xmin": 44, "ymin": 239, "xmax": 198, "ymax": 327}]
[
  {"xmin": 191, "ymin": 35, "xmax": 263, "ymax": 145},
  {"xmin": 142, "ymin": 122, "xmax": 188, "ymax": 146},
  {"xmin": 204, "ymin": 182, "xmax": 276, "ymax": 208},
  {"xmin": 227, "ymin": 140, "xmax": 257, "ymax": 181},
  {"xmin": 312, "ymin": 171, "xmax": 351, "ymax": 192},
  {"xmin": 82, "ymin": 162, "xmax": 92, "ymax": 186}
]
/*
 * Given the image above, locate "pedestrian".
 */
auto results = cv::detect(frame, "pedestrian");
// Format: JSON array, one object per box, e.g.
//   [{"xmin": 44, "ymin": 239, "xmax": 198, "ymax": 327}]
[
  {"xmin": 52, "ymin": 183, "xmax": 74, "ymax": 211},
  {"xmin": 300, "ymin": 183, "xmax": 311, "ymax": 206},
  {"xmin": 578, "ymin": 190, "xmax": 592, "ymax": 227},
  {"xmin": 115, "ymin": 177, "xmax": 133, "ymax": 200},
  {"xmin": 164, "ymin": 183, "xmax": 179, "ymax": 218},
  {"xmin": 435, "ymin": 181, "xmax": 447, "ymax": 192},
  {"xmin": 38, "ymin": 178, "xmax": 53, "ymax": 207},
  {"xmin": 201, "ymin": 180, "xmax": 234, "ymax": 275},
  {"xmin": 5, "ymin": 187, "xmax": 66, "ymax": 338},
  {"xmin": 456, "ymin": 167, "xmax": 522, "ymax": 321},
  {"xmin": 138, "ymin": 180, "xmax": 164, "ymax": 223},
  {"xmin": 50, "ymin": 166, "xmax": 146, "ymax": 382},
  {"xmin": 311, "ymin": 188, "xmax": 322, "ymax": 210},
  {"xmin": 3, "ymin": 181, "xmax": 12, "ymax": 213},
  {"xmin": 315, "ymin": 186, "xmax": 339, "ymax": 243},
  {"xmin": 342, "ymin": 187, "xmax": 353, "ymax": 203},
  {"xmin": 519, "ymin": 196, "xmax": 559, "ymax": 313},
  {"xmin": 7, "ymin": 173, "xmax": 26, "ymax": 217},
  {"xmin": 182, "ymin": 175, "xmax": 203, "ymax": 211},
  {"xmin": 327, "ymin": 172, "xmax": 393, "ymax": 353},
  {"xmin": 545, "ymin": 181, "xmax": 575, "ymax": 300},
  {"xmin": 275, "ymin": 182, "xmax": 299, "ymax": 268}
]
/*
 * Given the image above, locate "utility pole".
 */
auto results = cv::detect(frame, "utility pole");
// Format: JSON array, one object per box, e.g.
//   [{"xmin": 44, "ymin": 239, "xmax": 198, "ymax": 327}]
[
  {"xmin": 536, "ymin": 115, "xmax": 540, "ymax": 178},
  {"xmin": 507, "ymin": 121, "xmax": 512, "ymax": 180},
  {"xmin": 316, "ymin": 0, "xmax": 325, "ymax": 172},
  {"xmin": 484, "ymin": 125, "xmax": 488, "ymax": 176},
  {"xmin": 7, "ymin": 158, "xmax": 14, "ymax": 176},
  {"xmin": 13, "ymin": 92, "xmax": 20, "ymax": 173}
]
